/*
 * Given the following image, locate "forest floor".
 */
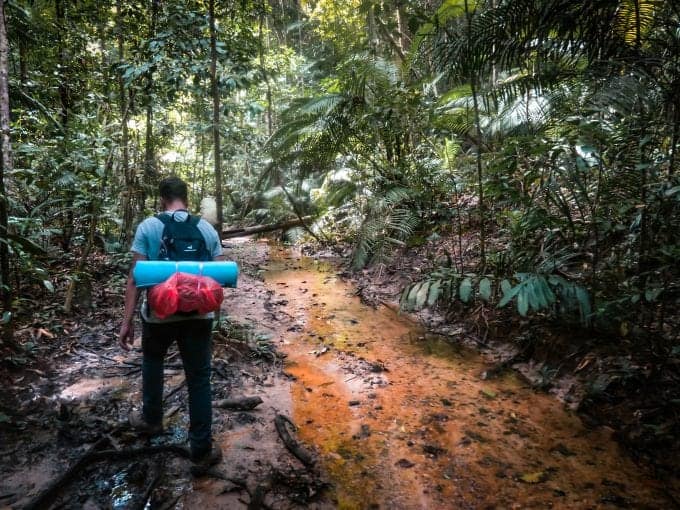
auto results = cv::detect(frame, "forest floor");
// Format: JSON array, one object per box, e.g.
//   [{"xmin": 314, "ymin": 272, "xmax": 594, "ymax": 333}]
[
  {"xmin": 341, "ymin": 236, "xmax": 680, "ymax": 505},
  {"xmin": 0, "ymin": 236, "xmax": 678, "ymax": 509},
  {"xmin": 0, "ymin": 240, "xmax": 333, "ymax": 510}
]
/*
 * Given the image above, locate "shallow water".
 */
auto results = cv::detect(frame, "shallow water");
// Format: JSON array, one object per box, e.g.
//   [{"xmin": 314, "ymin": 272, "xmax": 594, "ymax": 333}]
[{"xmin": 264, "ymin": 249, "xmax": 670, "ymax": 509}]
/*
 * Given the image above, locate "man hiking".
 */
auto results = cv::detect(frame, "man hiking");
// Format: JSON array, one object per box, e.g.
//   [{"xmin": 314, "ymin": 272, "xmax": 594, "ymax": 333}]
[{"xmin": 118, "ymin": 176, "xmax": 224, "ymax": 473}]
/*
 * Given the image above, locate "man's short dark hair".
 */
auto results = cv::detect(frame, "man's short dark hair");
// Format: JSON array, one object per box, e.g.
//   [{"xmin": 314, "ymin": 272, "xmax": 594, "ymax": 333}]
[{"xmin": 159, "ymin": 176, "xmax": 188, "ymax": 203}]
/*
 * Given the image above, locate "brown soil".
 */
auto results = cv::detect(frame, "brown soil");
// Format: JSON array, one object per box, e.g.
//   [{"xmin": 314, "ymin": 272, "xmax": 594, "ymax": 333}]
[
  {"xmin": 341, "ymin": 242, "xmax": 680, "ymax": 506},
  {"xmin": 0, "ymin": 240, "xmax": 331, "ymax": 510},
  {"xmin": 0, "ymin": 238, "xmax": 677, "ymax": 509}
]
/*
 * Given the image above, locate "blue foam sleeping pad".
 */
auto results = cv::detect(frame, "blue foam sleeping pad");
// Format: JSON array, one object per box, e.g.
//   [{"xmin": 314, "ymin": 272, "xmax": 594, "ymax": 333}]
[{"xmin": 133, "ymin": 260, "xmax": 239, "ymax": 288}]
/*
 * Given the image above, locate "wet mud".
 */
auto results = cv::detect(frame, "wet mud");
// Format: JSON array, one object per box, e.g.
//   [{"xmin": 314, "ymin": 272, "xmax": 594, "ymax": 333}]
[
  {"xmin": 0, "ymin": 239, "xmax": 674, "ymax": 509},
  {"xmin": 261, "ymin": 245, "xmax": 674, "ymax": 509}
]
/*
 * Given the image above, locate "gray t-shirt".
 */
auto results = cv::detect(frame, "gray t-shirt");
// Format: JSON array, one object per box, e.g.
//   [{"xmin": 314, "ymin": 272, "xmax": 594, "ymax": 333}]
[{"xmin": 131, "ymin": 210, "xmax": 223, "ymax": 323}]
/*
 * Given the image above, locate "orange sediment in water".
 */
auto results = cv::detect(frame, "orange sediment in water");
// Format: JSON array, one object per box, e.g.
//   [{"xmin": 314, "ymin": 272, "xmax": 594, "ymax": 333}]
[{"xmin": 265, "ymin": 250, "xmax": 670, "ymax": 509}]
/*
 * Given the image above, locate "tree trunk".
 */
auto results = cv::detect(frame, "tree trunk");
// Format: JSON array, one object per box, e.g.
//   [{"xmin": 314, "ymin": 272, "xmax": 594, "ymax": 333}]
[
  {"xmin": 142, "ymin": 0, "xmax": 159, "ymax": 212},
  {"xmin": 55, "ymin": 0, "xmax": 75, "ymax": 252},
  {"xmin": 259, "ymin": 15, "xmax": 273, "ymax": 137},
  {"xmin": 223, "ymin": 216, "xmax": 314, "ymax": 239},
  {"xmin": 117, "ymin": 0, "xmax": 133, "ymax": 246},
  {"xmin": 209, "ymin": 0, "xmax": 223, "ymax": 237},
  {"xmin": 395, "ymin": 5, "xmax": 409, "ymax": 56},
  {"xmin": 55, "ymin": 0, "xmax": 70, "ymax": 129},
  {"xmin": 465, "ymin": 0, "xmax": 486, "ymax": 269},
  {"xmin": 0, "ymin": 0, "xmax": 15, "ymax": 344}
]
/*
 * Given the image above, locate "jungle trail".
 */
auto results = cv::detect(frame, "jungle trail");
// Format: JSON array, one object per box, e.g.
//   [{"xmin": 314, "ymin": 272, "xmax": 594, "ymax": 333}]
[{"xmin": 0, "ymin": 238, "xmax": 676, "ymax": 509}]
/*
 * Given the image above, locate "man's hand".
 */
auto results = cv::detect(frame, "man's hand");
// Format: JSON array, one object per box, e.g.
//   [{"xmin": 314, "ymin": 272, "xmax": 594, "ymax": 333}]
[
  {"xmin": 120, "ymin": 252, "xmax": 146, "ymax": 351},
  {"xmin": 119, "ymin": 320, "xmax": 135, "ymax": 351}
]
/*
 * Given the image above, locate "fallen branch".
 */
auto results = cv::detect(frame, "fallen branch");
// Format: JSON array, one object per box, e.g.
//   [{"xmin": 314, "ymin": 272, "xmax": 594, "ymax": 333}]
[
  {"xmin": 274, "ymin": 414, "xmax": 314, "ymax": 467},
  {"xmin": 24, "ymin": 441, "xmax": 190, "ymax": 510},
  {"xmin": 133, "ymin": 460, "xmax": 164, "ymax": 510},
  {"xmin": 216, "ymin": 396, "xmax": 264, "ymax": 411},
  {"xmin": 247, "ymin": 482, "xmax": 270, "ymax": 510},
  {"xmin": 163, "ymin": 379, "xmax": 186, "ymax": 403}
]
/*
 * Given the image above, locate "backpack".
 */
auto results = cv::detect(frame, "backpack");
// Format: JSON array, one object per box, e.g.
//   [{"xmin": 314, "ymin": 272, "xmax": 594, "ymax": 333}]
[{"xmin": 156, "ymin": 211, "xmax": 211, "ymax": 261}]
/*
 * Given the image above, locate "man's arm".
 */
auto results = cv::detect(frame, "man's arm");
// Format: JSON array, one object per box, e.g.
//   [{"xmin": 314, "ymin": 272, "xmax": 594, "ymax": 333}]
[{"xmin": 118, "ymin": 252, "xmax": 147, "ymax": 350}]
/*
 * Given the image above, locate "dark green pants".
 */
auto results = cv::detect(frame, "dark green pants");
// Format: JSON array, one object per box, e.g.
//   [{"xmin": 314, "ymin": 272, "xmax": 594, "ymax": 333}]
[{"xmin": 141, "ymin": 318, "xmax": 213, "ymax": 457}]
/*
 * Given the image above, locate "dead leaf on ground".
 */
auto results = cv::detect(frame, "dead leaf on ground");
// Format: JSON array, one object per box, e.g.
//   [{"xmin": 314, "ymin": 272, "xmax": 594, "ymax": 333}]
[{"xmin": 519, "ymin": 471, "xmax": 550, "ymax": 484}]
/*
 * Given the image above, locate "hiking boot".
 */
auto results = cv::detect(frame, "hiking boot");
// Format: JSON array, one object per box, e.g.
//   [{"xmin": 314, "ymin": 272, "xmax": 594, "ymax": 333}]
[
  {"xmin": 128, "ymin": 410, "xmax": 163, "ymax": 436},
  {"xmin": 190, "ymin": 444, "xmax": 223, "ymax": 476}
]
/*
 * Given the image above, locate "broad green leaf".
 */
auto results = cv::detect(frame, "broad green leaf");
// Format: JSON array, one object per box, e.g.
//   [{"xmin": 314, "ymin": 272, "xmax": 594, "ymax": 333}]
[
  {"xmin": 526, "ymin": 279, "xmax": 541, "ymax": 311},
  {"xmin": 6, "ymin": 233, "xmax": 46, "ymax": 255},
  {"xmin": 447, "ymin": 278, "xmax": 458, "ymax": 300},
  {"xmin": 43, "ymin": 280, "xmax": 55, "ymax": 293},
  {"xmin": 517, "ymin": 288, "xmax": 529, "ymax": 316},
  {"xmin": 500, "ymin": 279, "xmax": 512, "ymax": 295},
  {"xmin": 427, "ymin": 280, "xmax": 441, "ymax": 306},
  {"xmin": 478, "ymin": 278, "xmax": 492, "ymax": 301},
  {"xmin": 407, "ymin": 282, "xmax": 421, "ymax": 305},
  {"xmin": 400, "ymin": 283, "xmax": 417, "ymax": 309},
  {"xmin": 459, "ymin": 277, "xmax": 473, "ymax": 303},
  {"xmin": 644, "ymin": 287, "xmax": 663, "ymax": 302},
  {"xmin": 498, "ymin": 282, "xmax": 521, "ymax": 308},
  {"xmin": 415, "ymin": 282, "xmax": 430, "ymax": 308},
  {"xmin": 1, "ymin": 311, "xmax": 10, "ymax": 324},
  {"xmin": 575, "ymin": 287, "xmax": 591, "ymax": 325}
]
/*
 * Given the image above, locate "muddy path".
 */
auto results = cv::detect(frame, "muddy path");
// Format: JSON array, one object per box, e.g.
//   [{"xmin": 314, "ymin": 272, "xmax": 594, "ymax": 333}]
[
  {"xmin": 0, "ymin": 238, "xmax": 675, "ymax": 509},
  {"xmin": 0, "ymin": 241, "xmax": 329, "ymax": 510},
  {"xmin": 240, "ymin": 241, "xmax": 674, "ymax": 509}
]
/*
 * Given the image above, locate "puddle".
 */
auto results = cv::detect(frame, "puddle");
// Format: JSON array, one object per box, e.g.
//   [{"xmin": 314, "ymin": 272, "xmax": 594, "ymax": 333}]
[
  {"xmin": 59, "ymin": 377, "xmax": 127, "ymax": 400},
  {"xmin": 264, "ymin": 248, "xmax": 671, "ymax": 509}
]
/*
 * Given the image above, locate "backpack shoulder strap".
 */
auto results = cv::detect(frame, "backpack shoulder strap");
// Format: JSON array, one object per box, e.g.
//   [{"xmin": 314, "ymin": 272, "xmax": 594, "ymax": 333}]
[{"xmin": 155, "ymin": 213, "xmax": 172, "ymax": 225}]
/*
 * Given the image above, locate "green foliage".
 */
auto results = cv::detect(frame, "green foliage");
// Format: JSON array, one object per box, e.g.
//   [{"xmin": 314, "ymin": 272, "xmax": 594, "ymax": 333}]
[
  {"xmin": 351, "ymin": 186, "xmax": 420, "ymax": 269},
  {"xmin": 400, "ymin": 269, "xmax": 495, "ymax": 310},
  {"xmin": 402, "ymin": 268, "xmax": 591, "ymax": 326},
  {"xmin": 4, "ymin": 0, "xmax": 680, "ymax": 347}
]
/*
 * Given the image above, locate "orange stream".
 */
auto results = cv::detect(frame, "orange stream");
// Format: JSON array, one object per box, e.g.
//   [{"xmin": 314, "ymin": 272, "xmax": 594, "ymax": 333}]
[{"xmin": 264, "ymin": 250, "xmax": 669, "ymax": 509}]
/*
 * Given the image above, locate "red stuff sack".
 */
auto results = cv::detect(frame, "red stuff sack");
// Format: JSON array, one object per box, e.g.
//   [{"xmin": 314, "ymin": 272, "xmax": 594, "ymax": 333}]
[
  {"xmin": 148, "ymin": 272, "xmax": 223, "ymax": 319},
  {"xmin": 148, "ymin": 273, "xmax": 180, "ymax": 319}
]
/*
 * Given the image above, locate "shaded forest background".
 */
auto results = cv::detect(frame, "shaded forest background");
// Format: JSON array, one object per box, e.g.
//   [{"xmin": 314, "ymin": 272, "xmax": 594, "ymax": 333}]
[{"xmin": 0, "ymin": 0, "xmax": 679, "ymax": 466}]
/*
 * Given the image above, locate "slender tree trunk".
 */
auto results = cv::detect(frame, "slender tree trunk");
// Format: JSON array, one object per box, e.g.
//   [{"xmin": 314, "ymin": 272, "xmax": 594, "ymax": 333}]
[
  {"xmin": 209, "ymin": 0, "xmax": 223, "ymax": 236},
  {"xmin": 465, "ymin": 0, "xmax": 486, "ymax": 268},
  {"xmin": 55, "ymin": 0, "xmax": 75, "ymax": 252},
  {"xmin": 366, "ymin": 3, "xmax": 377, "ymax": 53},
  {"xmin": 97, "ymin": 0, "xmax": 111, "ymax": 103},
  {"xmin": 117, "ymin": 0, "xmax": 133, "ymax": 245},
  {"xmin": 64, "ymin": 147, "xmax": 115, "ymax": 314},
  {"xmin": 259, "ymin": 15, "xmax": 273, "ymax": 137},
  {"xmin": 0, "ymin": 0, "xmax": 15, "ymax": 345},
  {"xmin": 395, "ymin": 5, "xmax": 408, "ymax": 55},
  {"xmin": 143, "ymin": 0, "xmax": 159, "ymax": 211},
  {"xmin": 669, "ymin": 107, "xmax": 678, "ymax": 178},
  {"xmin": 55, "ymin": 0, "xmax": 70, "ymax": 129}
]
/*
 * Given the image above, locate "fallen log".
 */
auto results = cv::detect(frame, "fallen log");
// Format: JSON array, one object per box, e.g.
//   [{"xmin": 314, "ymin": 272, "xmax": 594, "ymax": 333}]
[
  {"xmin": 216, "ymin": 396, "xmax": 264, "ymax": 411},
  {"xmin": 274, "ymin": 414, "xmax": 314, "ymax": 467},
  {"xmin": 222, "ymin": 217, "xmax": 314, "ymax": 239}
]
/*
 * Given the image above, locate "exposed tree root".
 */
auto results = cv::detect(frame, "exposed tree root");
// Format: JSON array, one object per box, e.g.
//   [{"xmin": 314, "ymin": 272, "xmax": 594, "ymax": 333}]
[
  {"xmin": 24, "ymin": 439, "xmax": 191, "ymax": 510},
  {"xmin": 216, "ymin": 396, "xmax": 264, "ymax": 410},
  {"xmin": 274, "ymin": 414, "xmax": 314, "ymax": 467}
]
